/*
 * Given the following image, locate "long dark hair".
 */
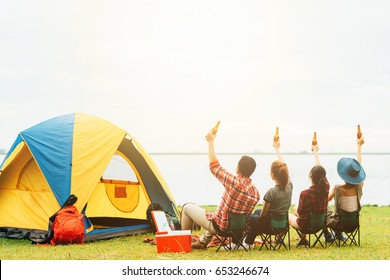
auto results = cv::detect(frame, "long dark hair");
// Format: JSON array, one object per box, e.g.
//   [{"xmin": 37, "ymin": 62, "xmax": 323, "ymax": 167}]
[{"xmin": 310, "ymin": 165, "xmax": 328, "ymax": 198}]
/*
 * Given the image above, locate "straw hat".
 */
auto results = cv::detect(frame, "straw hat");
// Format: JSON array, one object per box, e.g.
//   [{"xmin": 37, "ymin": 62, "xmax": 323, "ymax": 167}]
[{"xmin": 337, "ymin": 158, "xmax": 366, "ymax": 185}]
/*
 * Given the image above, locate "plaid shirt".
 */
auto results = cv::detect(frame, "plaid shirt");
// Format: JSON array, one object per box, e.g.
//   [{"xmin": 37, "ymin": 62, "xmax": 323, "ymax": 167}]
[
  {"xmin": 205, "ymin": 160, "xmax": 260, "ymax": 232},
  {"xmin": 296, "ymin": 178, "xmax": 330, "ymax": 229}
]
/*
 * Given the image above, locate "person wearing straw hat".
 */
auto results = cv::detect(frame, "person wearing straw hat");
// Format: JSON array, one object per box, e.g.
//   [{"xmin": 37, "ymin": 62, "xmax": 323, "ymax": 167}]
[{"xmin": 325, "ymin": 135, "xmax": 366, "ymax": 238}]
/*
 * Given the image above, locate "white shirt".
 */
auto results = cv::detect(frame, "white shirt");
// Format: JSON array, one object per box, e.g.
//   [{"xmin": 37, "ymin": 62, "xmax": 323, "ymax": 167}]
[{"xmin": 339, "ymin": 195, "xmax": 359, "ymax": 212}]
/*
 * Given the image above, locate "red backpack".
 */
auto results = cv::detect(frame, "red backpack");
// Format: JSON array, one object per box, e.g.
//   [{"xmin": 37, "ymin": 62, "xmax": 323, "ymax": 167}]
[{"xmin": 50, "ymin": 205, "xmax": 85, "ymax": 245}]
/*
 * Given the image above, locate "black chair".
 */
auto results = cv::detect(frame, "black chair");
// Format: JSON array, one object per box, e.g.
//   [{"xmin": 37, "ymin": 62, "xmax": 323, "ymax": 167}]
[
  {"xmin": 329, "ymin": 210, "xmax": 360, "ymax": 247},
  {"xmin": 215, "ymin": 213, "xmax": 248, "ymax": 252},
  {"xmin": 258, "ymin": 212, "xmax": 290, "ymax": 250},
  {"xmin": 295, "ymin": 212, "xmax": 326, "ymax": 248}
]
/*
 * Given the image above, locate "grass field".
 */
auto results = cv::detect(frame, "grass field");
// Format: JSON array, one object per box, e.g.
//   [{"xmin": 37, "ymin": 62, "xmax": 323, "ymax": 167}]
[{"xmin": 0, "ymin": 205, "xmax": 389, "ymax": 260}]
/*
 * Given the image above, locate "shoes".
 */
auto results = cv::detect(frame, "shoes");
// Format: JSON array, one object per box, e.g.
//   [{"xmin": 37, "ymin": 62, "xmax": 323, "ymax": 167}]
[
  {"xmin": 223, "ymin": 243, "xmax": 239, "ymax": 251},
  {"xmin": 324, "ymin": 231, "xmax": 335, "ymax": 243},
  {"xmin": 273, "ymin": 238, "xmax": 285, "ymax": 245},
  {"xmin": 243, "ymin": 243, "xmax": 254, "ymax": 250},
  {"xmin": 296, "ymin": 238, "xmax": 309, "ymax": 247},
  {"xmin": 336, "ymin": 233, "xmax": 347, "ymax": 241},
  {"xmin": 223, "ymin": 242, "xmax": 253, "ymax": 251},
  {"xmin": 191, "ymin": 240, "xmax": 207, "ymax": 249}
]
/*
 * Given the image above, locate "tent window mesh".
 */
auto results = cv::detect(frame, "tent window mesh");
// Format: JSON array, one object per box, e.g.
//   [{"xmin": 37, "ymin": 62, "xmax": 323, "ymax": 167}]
[
  {"xmin": 102, "ymin": 153, "xmax": 140, "ymax": 213},
  {"xmin": 103, "ymin": 153, "xmax": 138, "ymax": 182}
]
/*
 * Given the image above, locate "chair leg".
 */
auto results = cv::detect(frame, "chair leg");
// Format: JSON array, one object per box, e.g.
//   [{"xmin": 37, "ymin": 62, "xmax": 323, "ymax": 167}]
[
  {"xmin": 274, "ymin": 234, "xmax": 283, "ymax": 250},
  {"xmin": 350, "ymin": 231, "xmax": 358, "ymax": 246},
  {"xmin": 330, "ymin": 227, "xmax": 360, "ymax": 247},
  {"xmin": 216, "ymin": 232, "xmax": 248, "ymax": 252},
  {"xmin": 296, "ymin": 230, "xmax": 327, "ymax": 248},
  {"xmin": 358, "ymin": 227, "xmax": 360, "ymax": 246},
  {"xmin": 216, "ymin": 240, "xmax": 224, "ymax": 252},
  {"xmin": 216, "ymin": 236, "xmax": 230, "ymax": 252},
  {"xmin": 328, "ymin": 228, "xmax": 340, "ymax": 247},
  {"xmin": 344, "ymin": 229, "xmax": 359, "ymax": 246},
  {"xmin": 343, "ymin": 232, "xmax": 351, "ymax": 246},
  {"xmin": 288, "ymin": 228, "xmax": 290, "ymax": 250},
  {"xmin": 295, "ymin": 230, "xmax": 309, "ymax": 248},
  {"xmin": 259, "ymin": 233, "xmax": 269, "ymax": 250},
  {"xmin": 312, "ymin": 230, "xmax": 326, "ymax": 248},
  {"xmin": 334, "ymin": 230, "xmax": 341, "ymax": 247},
  {"xmin": 231, "ymin": 232, "xmax": 247, "ymax": 251},
  {"xmin": 258, "ymin": 229, "xmax": 290, "ymax": 251},
  {"xmin": 274, "ymin": 231, "xmax": 289, "ymax": 250},
  {"xmin": 353, "ymin": 229, "xmax": 359, "ymax": 246},
  {"xmin": 262, "ymin": 233, "xmax": 279, "ymax": 250}
]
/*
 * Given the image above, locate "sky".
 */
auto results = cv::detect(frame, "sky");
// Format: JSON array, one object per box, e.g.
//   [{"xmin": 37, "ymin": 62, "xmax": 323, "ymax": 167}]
[{"xmin": 1, "ymin": 0, "xmax": 390, "ymax": 154}]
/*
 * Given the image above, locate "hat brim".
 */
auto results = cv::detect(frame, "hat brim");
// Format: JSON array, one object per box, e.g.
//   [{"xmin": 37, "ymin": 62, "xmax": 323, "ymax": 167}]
[{"xmin": 337, "ymin": 158, "xmax": 366, "ymax": 185}]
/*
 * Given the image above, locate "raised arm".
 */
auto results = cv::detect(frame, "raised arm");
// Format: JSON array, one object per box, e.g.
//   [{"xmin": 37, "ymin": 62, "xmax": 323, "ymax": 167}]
[
  {"xmin": 205, "ymin": 131, "xmax": 217, "ymax": 163},
  {"xmin": 312, "ymin": 144, "xmax": 320, "ymax": 165},
  {"xmin": 357, "ymin": 134, "xmax": 365, "ymax": 187},
  {"xmin": 357, "ymin": 135, "xmax": 364, "ymax": 164},
  {"xmin": 273, "ymin": 140, "xmax": 284, "ymax": 162}
]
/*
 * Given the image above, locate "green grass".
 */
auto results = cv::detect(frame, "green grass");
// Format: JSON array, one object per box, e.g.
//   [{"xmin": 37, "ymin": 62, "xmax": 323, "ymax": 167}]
[{"xmin": 0, "ymin": 206, "xmax": 389, "ymax": 260}]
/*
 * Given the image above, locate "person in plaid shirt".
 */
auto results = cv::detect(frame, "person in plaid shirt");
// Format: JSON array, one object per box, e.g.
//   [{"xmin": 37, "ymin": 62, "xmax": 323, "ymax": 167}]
[
  {"xmin": 181, "ymin": 128, "xmax": 260, "ymax": 249},
  {"xmin": 288, "ymin": 144, "xmax": 330, "ymax": 246}
]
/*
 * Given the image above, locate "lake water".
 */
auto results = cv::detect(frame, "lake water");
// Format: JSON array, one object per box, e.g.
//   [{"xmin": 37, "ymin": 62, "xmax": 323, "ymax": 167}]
[
  {"xmin": 151, "ymin": 153, "xmax": 390, "ymax": 207},
  {"xmin": 1, "ymin": 153, "xmax": 389, "ymax": 207}
]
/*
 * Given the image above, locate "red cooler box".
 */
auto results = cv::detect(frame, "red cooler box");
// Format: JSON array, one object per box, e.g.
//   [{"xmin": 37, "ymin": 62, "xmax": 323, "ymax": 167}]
[{"xmin": 155, "ymin": 230, "xmax": 192, "ymax": 253}]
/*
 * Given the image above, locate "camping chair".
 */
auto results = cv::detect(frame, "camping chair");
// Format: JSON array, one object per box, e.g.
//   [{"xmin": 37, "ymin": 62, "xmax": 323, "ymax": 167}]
[
  {"xmin": 215, "ymin": 213, "xmax": 248, "ymax": 252},
  {"xmin": 259, "ymin": 212, "xmax": 290, "ymax": 251},
  {"xmin": 295, "ymin": 212, "xmax": 326, "ymax": 248},
  {"xmin": 329, "ymin": 210, "xmax": 360, "ymax": 247}
]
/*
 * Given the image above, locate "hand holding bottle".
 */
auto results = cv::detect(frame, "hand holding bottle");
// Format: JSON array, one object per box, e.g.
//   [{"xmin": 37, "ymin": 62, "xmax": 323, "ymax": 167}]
[
  {"xmin": 273, "ymin": 127, "xmax": 280, "ymax": 149},
  {"xmin": 311, "ymin": 132, "xmax": 319, "ymax": 152},
  {"xmin": 357, "ymin": 125, "xmax": 365, "ymax": 145}
]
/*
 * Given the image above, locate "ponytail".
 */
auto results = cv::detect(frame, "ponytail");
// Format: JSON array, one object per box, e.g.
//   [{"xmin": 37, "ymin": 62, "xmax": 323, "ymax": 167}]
[
  {"xmin": 310, "ymin": 165, "xmax": 328, "ymax": 198},
  {"xmin": 271, "ymin": 161, "xmax": 289, "ymax": 188},
  {"xmin": 318, "ymin": 177, "xmax": 328, "ymax": 198}
]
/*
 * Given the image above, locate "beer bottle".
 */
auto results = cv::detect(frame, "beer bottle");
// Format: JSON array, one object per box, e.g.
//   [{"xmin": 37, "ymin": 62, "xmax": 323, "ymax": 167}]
[
  {"xmin": 357, "ymin": 125, "xmax": 362, "ymax": 139},
  {"xmin": 212, "ymin": 121, "xmax": 220, "ymax": 135},
  {"xmin": 312, "ymin": 132, "xmax": 317, "ymax": 146},
  {"xmin": 274, "ymin": 127, "xmax": 279, "ymax": 142}
]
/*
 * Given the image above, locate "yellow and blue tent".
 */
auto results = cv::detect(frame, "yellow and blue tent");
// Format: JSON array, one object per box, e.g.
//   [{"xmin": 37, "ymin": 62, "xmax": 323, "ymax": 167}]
[{"xmin": 0, "ymin": 113, "xmax": 178, "ymax": 241}]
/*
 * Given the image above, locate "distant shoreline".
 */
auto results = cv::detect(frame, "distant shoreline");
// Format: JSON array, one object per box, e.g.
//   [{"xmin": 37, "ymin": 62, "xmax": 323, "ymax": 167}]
[
  {"xmin": 2, "ymin": 151, "xmax": 390, "ymax": 156},
  {"xmin": 149, "ymin": 152, "xmax": 390, "ymax": 156}
]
